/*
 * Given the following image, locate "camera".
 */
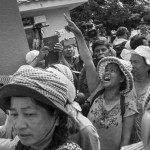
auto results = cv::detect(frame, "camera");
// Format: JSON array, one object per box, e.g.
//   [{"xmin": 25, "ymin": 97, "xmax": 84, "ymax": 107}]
[
  {"xmin": 32, "ymin": 23, "xmax": 43, "ymax": 30},
  {"xmin": 87, "ymin": 29, "xmax": 97, "ymax": 39},
  {"xmin": 79, "ymin": 22, "xmax": 104, "ymax": 39},
  {"xmin": 32, "ymin": 23, "xmax": 49, "ymax": 31},
  {"xmin": 80, "ymin": 22, "xmax": 97, "ymax": 38}
]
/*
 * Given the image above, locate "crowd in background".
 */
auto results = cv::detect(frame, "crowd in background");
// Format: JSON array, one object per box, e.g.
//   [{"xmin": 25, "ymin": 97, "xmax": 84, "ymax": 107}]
[{"xmin": 0, "ymin": 13, "xmax": 150, "ymax": 150}]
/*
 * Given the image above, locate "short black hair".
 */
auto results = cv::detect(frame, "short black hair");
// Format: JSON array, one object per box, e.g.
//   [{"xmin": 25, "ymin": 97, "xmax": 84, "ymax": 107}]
[
  {"xmin": 116, "ymin": 27, "xmax": 129, "ymax": 37},
  {"xmin": 92, "ymin": 40, "xmax": 111, "ymax": 52},
  {"xmin": 130, "ymin": 34, "xmax": 147, "ymax": 50}
]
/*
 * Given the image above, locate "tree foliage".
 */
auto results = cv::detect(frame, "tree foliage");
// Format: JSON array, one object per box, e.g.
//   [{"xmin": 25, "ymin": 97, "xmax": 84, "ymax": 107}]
[{"xmin": 70, "ymin": 0, "xmax": 150, "ymax": 31}]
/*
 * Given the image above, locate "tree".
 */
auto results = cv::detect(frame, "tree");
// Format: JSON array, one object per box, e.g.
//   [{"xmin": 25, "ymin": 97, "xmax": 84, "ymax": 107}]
[{"xmin": 70, "ymin": 0, "xmax": 150, "ymax": 31}]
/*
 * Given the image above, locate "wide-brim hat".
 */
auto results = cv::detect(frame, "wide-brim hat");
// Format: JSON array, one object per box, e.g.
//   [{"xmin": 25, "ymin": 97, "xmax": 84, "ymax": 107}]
[
  {"xmin": 0, "ymin": 75, "xmax": 11, "ymax": 86},
  {"xmin": 97, "ymin": 56, "xmax": 133, "ymax": 95},
  {"xmin": 121, "ymin": 46, "xmax": 150, "ymax": 65},
  {"xmin": 0, "ymin": 65, "xmax": 70, "ymax": 114}
]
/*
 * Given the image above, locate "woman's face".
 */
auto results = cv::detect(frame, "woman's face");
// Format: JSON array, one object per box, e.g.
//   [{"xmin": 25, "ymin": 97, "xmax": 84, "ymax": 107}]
[
  {"xmin": 94, "ymin": 45, "xmax": 110, "ymax": 59},
  {"xmin": 102, "ymin": 63, "xmax": 125, "ymax": 88},
  {"xmin": 10, "ymin": 97, "xmax": 57, "ymax": 147},
  {"xmin": 130, "ymin": 54, "xmax": 149, "ymax": 76}
]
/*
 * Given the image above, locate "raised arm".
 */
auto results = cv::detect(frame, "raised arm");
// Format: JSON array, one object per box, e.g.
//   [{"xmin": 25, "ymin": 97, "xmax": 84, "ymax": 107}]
[{"xmin": 64, "ymin": 14, "xmax": 100, "ymax": 93}]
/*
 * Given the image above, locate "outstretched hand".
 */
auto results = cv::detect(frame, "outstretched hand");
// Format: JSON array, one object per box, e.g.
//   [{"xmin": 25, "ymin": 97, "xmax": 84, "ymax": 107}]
[{"xmin": 64, "ymin": 13, "xmax": 82, "ymax": 35}]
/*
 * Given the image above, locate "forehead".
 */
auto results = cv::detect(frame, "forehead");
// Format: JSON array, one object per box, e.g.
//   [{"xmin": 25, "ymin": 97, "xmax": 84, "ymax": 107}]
[
  {"xmin": 10, "ymin": 97, "xmax": 37, "ymax": 110},
  {"xmin": 94, "ymin": 45, "xmax": 108, "ymax": 50},
  {"xmin": 105, "ymin": 63, "xmax": 119, "ymax": 69},
  {"xmin": 130, "ymin": 53, "xmax": 145, "ymax": 62},
  {"xmin": 64, "ymin": 45, "xmax": 74, "ymax": 49}
]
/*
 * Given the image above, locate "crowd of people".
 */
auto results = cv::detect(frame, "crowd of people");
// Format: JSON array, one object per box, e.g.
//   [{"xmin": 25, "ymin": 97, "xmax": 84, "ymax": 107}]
[{"xmin": 0, "ymin": 13, "xmax": 150, "ymax": 150}]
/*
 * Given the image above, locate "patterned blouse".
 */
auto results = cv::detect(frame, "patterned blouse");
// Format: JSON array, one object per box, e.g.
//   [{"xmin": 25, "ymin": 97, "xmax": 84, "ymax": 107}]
[
  {"xmin": 11, "ymin": 141, "xmax": 82, "ymax": 150},
  {"xmin": 87, "ymin": 94, "xmax": 137, "ymax": 150},
  {"xmin": 56, "ymin": 142, "xmax": 82, "ymax": 150}
]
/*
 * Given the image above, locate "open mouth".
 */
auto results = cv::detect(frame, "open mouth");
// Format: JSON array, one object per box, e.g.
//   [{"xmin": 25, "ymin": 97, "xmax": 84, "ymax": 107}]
[{"xmin": 104, "ymin": 76, "xmax": 111, "ymax": 82}]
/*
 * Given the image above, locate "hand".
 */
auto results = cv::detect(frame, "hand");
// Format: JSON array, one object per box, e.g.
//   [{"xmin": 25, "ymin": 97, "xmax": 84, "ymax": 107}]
[
  {"xmin": 53, "ymin": 43, "xmax": 63, "ymax": 53},
  {"xmin": 54, "ymin": 43, "xmax": 64, "ymax": 60},
  {"xmin": 37, "ymin": 46, "xmax": 49, "ymax": 61},
  {"xmin": 64, "ymin": 13, "xmax": 82, "ymax": 36}
]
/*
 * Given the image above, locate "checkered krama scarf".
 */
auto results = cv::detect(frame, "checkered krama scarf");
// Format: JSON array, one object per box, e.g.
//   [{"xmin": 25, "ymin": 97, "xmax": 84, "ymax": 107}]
[{"xmin": 9, "ymin": 65, "xmax": 68, "ymax": 107}]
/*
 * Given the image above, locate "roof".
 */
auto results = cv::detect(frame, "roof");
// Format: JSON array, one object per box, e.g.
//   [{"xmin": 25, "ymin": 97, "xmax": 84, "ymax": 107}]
[
  {"xmin": 18, "ymin": 0, "xmax": 88, "ymax": 12},
  {"xmin": 17, "ymin": 0, "xmax": 52, "ymax": 4}
]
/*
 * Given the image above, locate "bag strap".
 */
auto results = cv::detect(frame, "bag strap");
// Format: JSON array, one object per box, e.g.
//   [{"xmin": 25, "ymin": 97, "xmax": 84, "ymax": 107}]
[
  {"xmin": 91, "ymin": 90, "xmax": 125, "ymax": 122},
  {"xmin": 90, "ymin": 89, "xmax": 105, "ymax": 106},
  {"xmin": 120, "ymin": 95, "xmax": 125, "ymax": 122}
]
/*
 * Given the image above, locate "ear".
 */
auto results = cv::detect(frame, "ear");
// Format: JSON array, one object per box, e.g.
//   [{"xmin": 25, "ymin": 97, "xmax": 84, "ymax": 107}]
[
  {"xmin": 55, "ymin": 117, "xmax": 59, "ymax": 126},
  {"xmin": 147, "ymin": 65, "xmax": 150, "ymax": 73},
  {"xmin": 120, "ymin": 75, "xmax": 125, "ymax": 83},
  {"xmin": 54, "ymin": 111, "xmax": 59, "ymax": 126}
]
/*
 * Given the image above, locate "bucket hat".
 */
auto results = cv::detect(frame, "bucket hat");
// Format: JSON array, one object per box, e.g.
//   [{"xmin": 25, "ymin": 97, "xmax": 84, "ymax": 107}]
[
  {"xmin": 97, "ymin": 56, "xmax": 133, "ymax": 95},
  {"xmin": 121, "ymin": 46, "xmax": 150, "ymax": 65},
  {"xmin": 0, "ymin": 65, "xmax": 71, "ymax": 114}
]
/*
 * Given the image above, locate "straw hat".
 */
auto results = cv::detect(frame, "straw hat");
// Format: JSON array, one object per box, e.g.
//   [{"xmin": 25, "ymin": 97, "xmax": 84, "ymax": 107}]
[{"xmin": 97, "ymin": 56, "xmax": 133, "ymax": 95}]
